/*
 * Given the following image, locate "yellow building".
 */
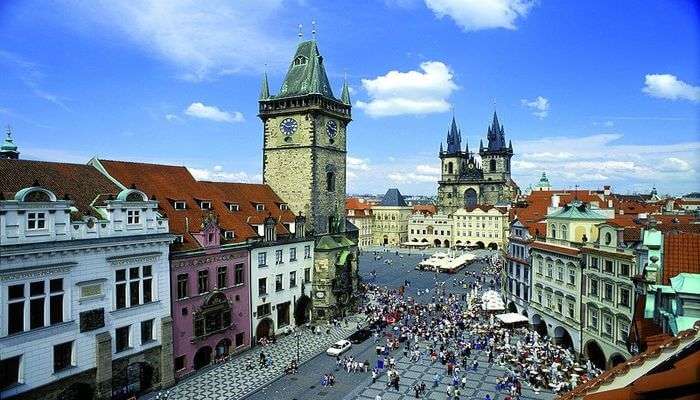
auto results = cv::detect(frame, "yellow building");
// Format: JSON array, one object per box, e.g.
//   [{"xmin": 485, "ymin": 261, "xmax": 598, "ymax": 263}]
[
  {"xmin": 452, "ymin": 206, "xmax": 509, "ymax": 250},
  {"xmin": 372, "ymin": 189, "xmax": 412, "ymax": 246}
]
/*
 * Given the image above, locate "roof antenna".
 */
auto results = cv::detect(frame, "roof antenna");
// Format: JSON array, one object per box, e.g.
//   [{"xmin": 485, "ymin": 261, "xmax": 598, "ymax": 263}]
[
  {"xmin": 311, "ymin": 20, "xmax": 317, "ymax": 40},
  {"xmin": 298, "ymin": 24, "xmax": 303, "ymax": 40}
]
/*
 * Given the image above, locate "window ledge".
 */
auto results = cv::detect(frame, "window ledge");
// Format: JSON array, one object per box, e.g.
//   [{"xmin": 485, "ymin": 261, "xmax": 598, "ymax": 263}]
[
  {"xmin": 53, "ymin": 365, "xmax": 79, "ymax": 377},
  {"xmin": 111, "ymin": 300, "xmax": 161, "ymax": 316},
  {"xmin": 259, "ymin": 293, "xmax": 268, "ymax": 297},
  {"xmin": 259, "ymin": 264, "xmax": 268, "ymax": 268}
]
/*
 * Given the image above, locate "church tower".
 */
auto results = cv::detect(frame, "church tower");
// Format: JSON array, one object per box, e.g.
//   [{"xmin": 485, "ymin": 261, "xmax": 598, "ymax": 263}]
[
  {"xmin": 440, "ymin": 117, "xmax": 464, "ymax": 182},
  {"xmin": 479, "ymin": 111, "xmax": 513, "ymax": 183},
  {"xmin": 258, "ymin": 39, "xmax": 351, "ymax": 235},
  {"xmin": 0, "ymin": 126, "xmax": 19, "ymax": 160}
]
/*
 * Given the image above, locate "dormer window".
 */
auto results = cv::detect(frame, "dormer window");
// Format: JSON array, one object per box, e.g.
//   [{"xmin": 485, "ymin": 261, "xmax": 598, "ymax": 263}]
[
  {"xmin": 200, "ymin": 201, "xmax": 212, "ymax": 210},
  {"xmin": 174, "ymin": 235, "xmax": 184, "ymax": 244},
  {"xmin": 228, "ymin": 203, "xmax": 240, "ymax": 212},
  {"xmin": 27, "ymin": 212, "xmax": 47, "ymax": 230},
  {"xmin": 174, "ymin": 201, "xmax": 187, "ymax": 210},
  {"xmin": 127, "ymin": 210, "xmax": 141, "ymax": 225},
  {"xmin": 280, "ymin": 204, "xmax": 289, "ymax": 211},
  {"xmin": 256, "ymin": 204, "xmax": 265, "ymax": 212},
  {"xmin": 293, "ymin": 56, "xmax": 308, "ymax": 66},
  {"xmin": 224, "ymin": 231, "xmax": 235, "ymax": 240}
]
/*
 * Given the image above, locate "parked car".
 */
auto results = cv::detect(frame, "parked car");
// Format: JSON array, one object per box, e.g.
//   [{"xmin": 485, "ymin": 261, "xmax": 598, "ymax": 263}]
[
  {"xmin": 326, "ymin": 339, "xmax": 352, "ymax": 356},
  {"xmin": 348, "ymin": 329, "xmax": 372, "ymax": 344}
]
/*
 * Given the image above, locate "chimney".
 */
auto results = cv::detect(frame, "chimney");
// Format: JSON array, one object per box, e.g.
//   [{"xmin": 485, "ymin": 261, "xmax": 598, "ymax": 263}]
[
  {"xmin": 264, "ymin": 215, "xmax": 277, "ymax": 242},
  {"xmin": 551, "ymin": 195, "xmax": 560, "ymax": 208},
  {"xmin": 295, "ymin": 213, "xmax": 306, "ymax": 239},
  {"xmin": 603, "ymin": 185, "xmax": 611, "ymax": 196}
]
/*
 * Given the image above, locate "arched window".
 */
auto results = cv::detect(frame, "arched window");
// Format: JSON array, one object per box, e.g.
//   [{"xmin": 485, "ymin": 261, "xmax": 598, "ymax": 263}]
[
  {"xmin": 561, "ymin": 224, "xmax": 568, "ymax": 240},
  {"xmin": 551, "ymin": 224, "xmax": 557, "ymax": 238},
  {"xmin": 490, "ymin": 159, "xmax": 496, "ymax": 172},
  {"xmin": 326, "ymin": 171, "xmax": 335, "ymax": 191},
  {"xmin": 447, "ymin": 162, "xmax": 454, "ymax": 174}
]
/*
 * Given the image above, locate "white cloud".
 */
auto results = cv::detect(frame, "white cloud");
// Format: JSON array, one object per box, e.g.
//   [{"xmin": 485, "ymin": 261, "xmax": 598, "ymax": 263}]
[
  {"xmin": 658, "ymin": 157, "xmax": 692, "ymax": 172},
  {"xmin": 416, "ymin": 164, "xmax": 441, "ymax": 174},
  {"xmin": 520, "ymin": 96, "xmax": 549, "ymax": 119},
  {"xmin": 355, "ymin": 61, "xmax": 457, "ymax": 117},
  {"xmin": 165, "ymin": 113, "xmax": 182, "ymax": 122},
  {"xmin": 188, "ymin": 166, "xmax": 261, "ymax": 183},
  {"xmin": 185, "ymin": 102, "xmax": 244, "ymax": 123},
  {"xmin": 424, "ymin": 0, "xmax": 535, "ymax": 31},
  {"xmin": 0, "ymin": 50, "xmax": 70, "ymax": 110},
  {"xmin": 642, "ymin": 74, "xmax": 700, "ymax": 102},
  {"xmin": 66, "ymin": 1, "xmax": 293, "ymax": 80},
  {"xmin": 388, "ymin": 164, "xmax": 440, "ymax": 183},
  {"xmin": 347, "ymin": 156, "xmax": 371, "ymax": 171}
]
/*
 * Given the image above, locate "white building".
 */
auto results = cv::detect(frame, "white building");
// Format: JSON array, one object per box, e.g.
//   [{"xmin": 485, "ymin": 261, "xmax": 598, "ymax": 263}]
[
  {"xmin": 503, "ymin": 219, "xmax": 533, "ymax": 315},
  {"xmin": 0, "ymin": 159, "xmax": 173, "ymax": 400},
  {"xmin": 250, "ymin": 216, "xmax": 315, "ymax": 340}
]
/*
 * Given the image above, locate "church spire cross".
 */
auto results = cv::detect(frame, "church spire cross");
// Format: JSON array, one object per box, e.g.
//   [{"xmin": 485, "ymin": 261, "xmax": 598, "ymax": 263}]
[
  {"xmin": 297, "ymin": 24, "xmax": 303, "ymax": 40},
  {"xmin": 311, "ymin": 20, "xmax": 317, "ymax": 40}
]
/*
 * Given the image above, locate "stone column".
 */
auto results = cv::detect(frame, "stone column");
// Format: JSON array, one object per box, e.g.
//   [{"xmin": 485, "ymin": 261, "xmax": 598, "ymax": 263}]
[
  {"xmin": 95, "ymin": 332, "xmax": 113, "ymax": 400},
  {"xmin": 160, "ymin": 316, "xmax": 175, "ymax": 388}
]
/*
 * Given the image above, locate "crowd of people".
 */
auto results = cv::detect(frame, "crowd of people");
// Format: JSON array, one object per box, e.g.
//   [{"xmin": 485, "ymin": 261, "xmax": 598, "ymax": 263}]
[{"xmin": 359, "ymin": 254, "xmax": 602, "ymax": 399}]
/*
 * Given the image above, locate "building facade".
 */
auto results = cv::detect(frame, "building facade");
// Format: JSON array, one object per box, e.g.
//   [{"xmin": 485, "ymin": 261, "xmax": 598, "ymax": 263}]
[
  {"xmin": 0, "ymin": 159, "xmax": 173, "ymax": 400},
  {"xmin": 258, "ymin": 39, "xmax": 358, "ymax": 320},
  {"xmin": 408, "ymin": 212, "xmax": 452, "ymax": 248},
  {"xmin": 503, "ymin": 219, "xmax": 534, "ymax": 315},
  {"xmin": 437, "ymin": 114, "xmax": 519, "ymax": 215},
  {"xmin": 580, "ymin": 222, "xmax": 636, "ymax": 370},
  {"xmin": 345, "ymin": 198, "xmax": 373, "ymax": 248},
  {"xmin": 529, "ymin": 198, "xmax": 611, "ymax": 353},
  {"xmin": 372, "ymin": 189, "xmax": 413, "ymax": 246}
]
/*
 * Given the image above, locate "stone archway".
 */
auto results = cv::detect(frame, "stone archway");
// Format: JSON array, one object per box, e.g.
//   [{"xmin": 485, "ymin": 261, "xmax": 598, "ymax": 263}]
[
  {"xmin": 256, "ymin": 318, "xmax": 274, "ymax": 340},
  {"xmin": 464, "ymin": 188, "xmax": 478, "ymax": 208},
  {"xmin": 585, "ymin": 340, "xmax": 606, "ymax": 370},
  {"xmin": 215, "ymin": 338, "xmax": 231, "ymax": 359},
  {"xmin": 531, "ymin": 314, "xmax": 547, "ymax": 337},
  {"xmin": 475, "ymin": 241, "xmax": 485, "ymax": 249},
  {"xmin": 554, "ymin": 326, "xmax": 574, "ymax": 350},
  {"xmin": 295, "ymin": 295, "xmax": 312, "ymax": 326},
  {"xmin": 521, "ymin": 309, "xmax": 528, "ymax": 318},
  {"xmin": 444, "ymin": 240, "xmax": 450, "ymax": 248},
  {"xmin": 194, "ymin": 346, "xmax": 212, "ymax": 370},
  {"xmin": 487, "ymin": 243, "xmax": 498, "ymax": 250},
  {"xmin": 609, "ymin": 353, "xmax": 626, "ymax": 368},
  {"xmin": 434, "ymin": 239, "xmax": 442, "ymax": 247},
  {"xmin": 507, "ymin": 301, "xmax": 518, "ymax": 313},
  {"xmin": 383, "ymin": 235, "xmax": 389, "ymax": 245}
]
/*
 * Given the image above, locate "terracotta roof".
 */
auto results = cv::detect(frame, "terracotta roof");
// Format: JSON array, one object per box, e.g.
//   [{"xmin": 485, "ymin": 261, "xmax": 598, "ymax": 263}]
[
  {"xmin": 98, "ymin": 159, "xmax": 294, "ymax": 251},
  {"xmin": 345, "ymin": 197, "xmax": 373, "ymax": 217},
  {"xmin": 0, "ymin": 159, "xmax": 120, "ymax": 216},
  {"xmin": 661, "ymin": 231, "xmax": 700, "ymax": 284},
  {"xmin": 631, "ymin": 292, "xmax": 667, "ymax": 351},
  {"xmin": 530, "ymin": 240, "xmax": 580, "ymax": 256},
  {"xmin": 559, "ymin": 320, "xmax": 700, "ymax": 400},
  {"xmin": 463, "ymin": 204, "xmax": 507, "ymax": 213},
  {"xmin": 412, "ymin": 204, "xmax": 437, "ymax": 215}
]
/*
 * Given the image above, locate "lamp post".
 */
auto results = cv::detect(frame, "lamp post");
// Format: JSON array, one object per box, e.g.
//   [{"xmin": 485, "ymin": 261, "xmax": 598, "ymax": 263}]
[{"xmin": 295, "ymin": 332, "xmax": 300, "ymax": 362}]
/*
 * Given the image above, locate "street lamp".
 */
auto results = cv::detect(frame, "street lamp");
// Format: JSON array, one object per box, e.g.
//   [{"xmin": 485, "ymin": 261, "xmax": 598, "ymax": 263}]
[{"xmin": 295, "ymin": 332, "xmax": 300, "ymax": 363}]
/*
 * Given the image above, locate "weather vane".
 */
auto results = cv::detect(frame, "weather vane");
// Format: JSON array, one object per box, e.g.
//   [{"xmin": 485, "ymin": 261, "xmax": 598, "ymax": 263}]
[
  {"xmin": 298, "ymin": 24, "xmax": 303, "ymax": 40},
  {"xmin": 311, "ymin": 20, "xmax": 317, "ymax": 40}
]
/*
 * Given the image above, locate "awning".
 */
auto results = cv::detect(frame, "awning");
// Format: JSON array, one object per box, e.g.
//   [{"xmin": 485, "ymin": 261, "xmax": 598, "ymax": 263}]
[{"xmin": 496, "ymin": 313, "xmax": 529, "ymax": 324}]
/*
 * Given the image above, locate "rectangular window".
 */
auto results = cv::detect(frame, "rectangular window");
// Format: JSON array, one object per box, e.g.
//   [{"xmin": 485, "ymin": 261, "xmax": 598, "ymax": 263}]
[
  {"xmin": 557, "ymin": 297, "xmax": 563, "ymax": 313},
  {"xmin": 258, "ymin": 278, "xmax": 267, "ymax": 295},
  {"xmin": 620, "ymin": 288, "xmax": 630, "ymax": 307},
  {"xmin": 256, "ymin": 303, "xmax": 271, "ymax": 317},
  {"xmin": 590, "ymin": 279, "xmax": 599, "ymax": 296},
  {"xmin": 217, "ymin": 266, "xmax": 228, "ymax": 288},
  {"xmin": 604, "ymin": 260, "xmax": 614, "ymax": 273},
  {"xmin": 27, "ymin": 212, "xmax": 47, "ymax": 230},
  {"xmin": 224, "ymin": 230, "xmax": 234, "ymax": 240},
  {"xmin": 256, "ymin": 204, "xmax": 265, "ymax": 212},
  {"xmin": 557, "ymin": 266, "xmax": 564, "ymax": 281},
  {"xmin": 568, "ymin": 302, "xmax": 574, "ymax": 318},
  {"xmin": 590, "ymin": 309, "xmax": 599, "ymax": 329},
  {"xmin": 235, "ymin": 333, "xmax": 245, "ymax": 348},
  {"xmin": 258, "ymin": 252, "xmax": 267, "ymax": 267},
  {"xmin": 289, "ymin": 271, "xmax": 297, "ymax": 288},
  {"xmin": 115, "ymin": 326, "xmax": 130, "ymax": 353},
  {"xmin": 228, "ymin": 203, "xmax": 239, "ymax": 212},
  {"xmin": 177, "ymin": 274, "xmax": 189, "ymax": 299},
  {"xmin": 53, "ymin": 341, "xmax": 73, "ymax": 372},
  {"xmin": 129, "ymin": 268, "xmax": 140, "ymax": 307},
  {"xmin": 537, "ymin": 291, "xmax": 542, "ymax": 304},
  {"xmin": 142, "ymin": 266, "xmax": 152, "ymax": 303},
  {"xmin": 604, "ymin": 315, "xmax": 613, "ymax": 335},
  {"xmin": 620, "ymin": 322, "xmax": 629, "ymax": 343},
  {"xmin": 275, "ymin": 249, "xmax": 283, "ymax": 264},
  {"xmin": 304, "ymin": 268, "xmax": 311, "ymax": 283},
  {"xmin": 29, "ymin": 297, "xmax": 44, "ymax": 330},
  {"xmin": 174, "ymin": 356, "xmax": 186, "ymax": 371},
  {"xmin": 197, "ymin": 270, "xmax": 209, "ymax": 294},
  {"xmin": 547, "ymin": 264, "xmax": 553, "ymax": 278},
  {"xmin": 0, "ymin": 355, "xmax": 21, "ymax": 390},
  {"xmin": 8, "ymin": 284, "xmax": 24, "ymax": 334},
  {"xmin": 568, "ymin": 269, "xmax": 575, "ymax": 285},
  {"xmin": 174, "ymin": 201, "xmax": 186, "ymax": 210},
  {"xmin": 304, "ymin": 245, "xmax": 311, "ymax": 259},
  {"xmin": 590, "ymin": 257, "xmax": 599, "ymax": 270},
  {"xmin": 275, "ymin": 274, "xmax": 283, "ymax": 292},
  {"xmin": 620, "ymin": 263, "xmax": 630, "ymax": 277},
  {"xmin": 127, "ymin": 210, "xmax": 140, "ymax": 225},
  {"xmin": 290, "ymin": 248, "xmax": 297, "ymax": 261},
  {"xmin": 200, "ymin": 201, "xmax": 211, "ymax": 210},
  {"xmin": 234, "ymin": 264, "xmax": 244, "ymax": 285},
  {"xmin": 141, "ymin": 319, "xmax": 154, "ymax": 344},
  {"xmin": 604, "ymin": 283, "xmax": 613, "ymax": 301}
]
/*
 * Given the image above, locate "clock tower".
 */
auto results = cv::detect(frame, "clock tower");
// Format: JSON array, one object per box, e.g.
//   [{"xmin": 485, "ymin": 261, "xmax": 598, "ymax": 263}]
[{"xmin": 258, "ymin": 39, "xmax": 352, "ymax": 235}]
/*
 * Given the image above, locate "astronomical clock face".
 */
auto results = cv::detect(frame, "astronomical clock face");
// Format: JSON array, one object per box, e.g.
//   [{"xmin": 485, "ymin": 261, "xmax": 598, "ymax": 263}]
[
  {"xmin": 279, "ymin": 117, "xmax": 298, "ymax": 136},
  {"xmin": 326, "ymin": 119, "xmax": 338, "ymax": 139}
]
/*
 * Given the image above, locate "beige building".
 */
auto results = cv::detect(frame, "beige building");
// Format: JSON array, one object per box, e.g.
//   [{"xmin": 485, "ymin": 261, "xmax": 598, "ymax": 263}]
[
  {"xmin": 372, "ymin": 189, "xmax": 412, "ymax": 246},
  {"xmin": 452, "ymin": 206, "xmax": 509, "ymax": 250},
  {"xmin": 580, "ymin": 222, "xmax": 636, "ymax": 370},
  {"xmin": 529, "ymin": 196, "xmax": 612, "ymax": 353},
  {"xmin": 346, "ymin": 197, "xmax": 373, "ymax": 248},
  {"xmin": 408, "ymin": 212, "xmax": 453, "ymax": 248}
]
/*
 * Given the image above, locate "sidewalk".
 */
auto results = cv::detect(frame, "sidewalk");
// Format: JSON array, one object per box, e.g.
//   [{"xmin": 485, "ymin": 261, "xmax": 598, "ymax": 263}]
[{"xmin": 151, "ymin": 316, "xmax": 364, "ymax": 400}]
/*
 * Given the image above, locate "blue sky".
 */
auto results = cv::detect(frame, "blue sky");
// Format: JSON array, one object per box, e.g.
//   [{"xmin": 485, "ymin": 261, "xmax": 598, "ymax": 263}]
[{"xmin": 1, "ymin": 0, "xmax": 698, "ymax": 196}]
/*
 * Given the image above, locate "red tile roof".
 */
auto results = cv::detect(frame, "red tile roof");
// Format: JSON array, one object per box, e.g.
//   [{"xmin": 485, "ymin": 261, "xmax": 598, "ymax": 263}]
[
  {"xmin": 559, "ymin": 321, "xmax": 700, "ymax": 400},
  {"xmin": 412, "ymin": 204, "xmax": 437, "ymax": 215},
  {"xmin": 346, "ymin": 197, "xmax": 373, "ymax": 216},
  {"xmin": 98, "ymin": 159, "xmax": 295, "ymax": 251},
  {"xmin": 0, "ymin": 159, "xmax": 121, "ymax": 216},
  {"xmin": 661, "ymin": 231, "xmax": 700, "ymax": 284}
]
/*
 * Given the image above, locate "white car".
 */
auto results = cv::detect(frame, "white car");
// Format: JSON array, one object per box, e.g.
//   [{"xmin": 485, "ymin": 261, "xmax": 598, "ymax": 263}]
[{"xmin": 326, "ymin": 339, "xmax": 352, "ymax": 356}]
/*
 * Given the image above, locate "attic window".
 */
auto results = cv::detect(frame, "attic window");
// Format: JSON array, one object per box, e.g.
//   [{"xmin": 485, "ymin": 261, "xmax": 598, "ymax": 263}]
[
  {"xmin": 228, "ymin": 203, "xmax": 240, "ymax": 212},
  {"xmin": 174, "ymin": 201, "xmax": 187, "ymax": 210},
  {"xmin": 280, "ymin": 204, "xmax": 289, "ymax": 211},
  {"xmin": 256, "ymin": 204, "xmax": 265, "ymax": 212},
  {"xmin": 174, "ymin": 235, "xmax": 184, "ymax": 244},
  {"xmin": 293, "ymin": 56, "xmax": 308, "ymax": 66},
  {"xmin": 224, "ymin": 231, "xmax": 235, "ymax": 240},
  {"xmin": 200, "ymin": 201, "xmax": 212, "ymax": 210}
]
